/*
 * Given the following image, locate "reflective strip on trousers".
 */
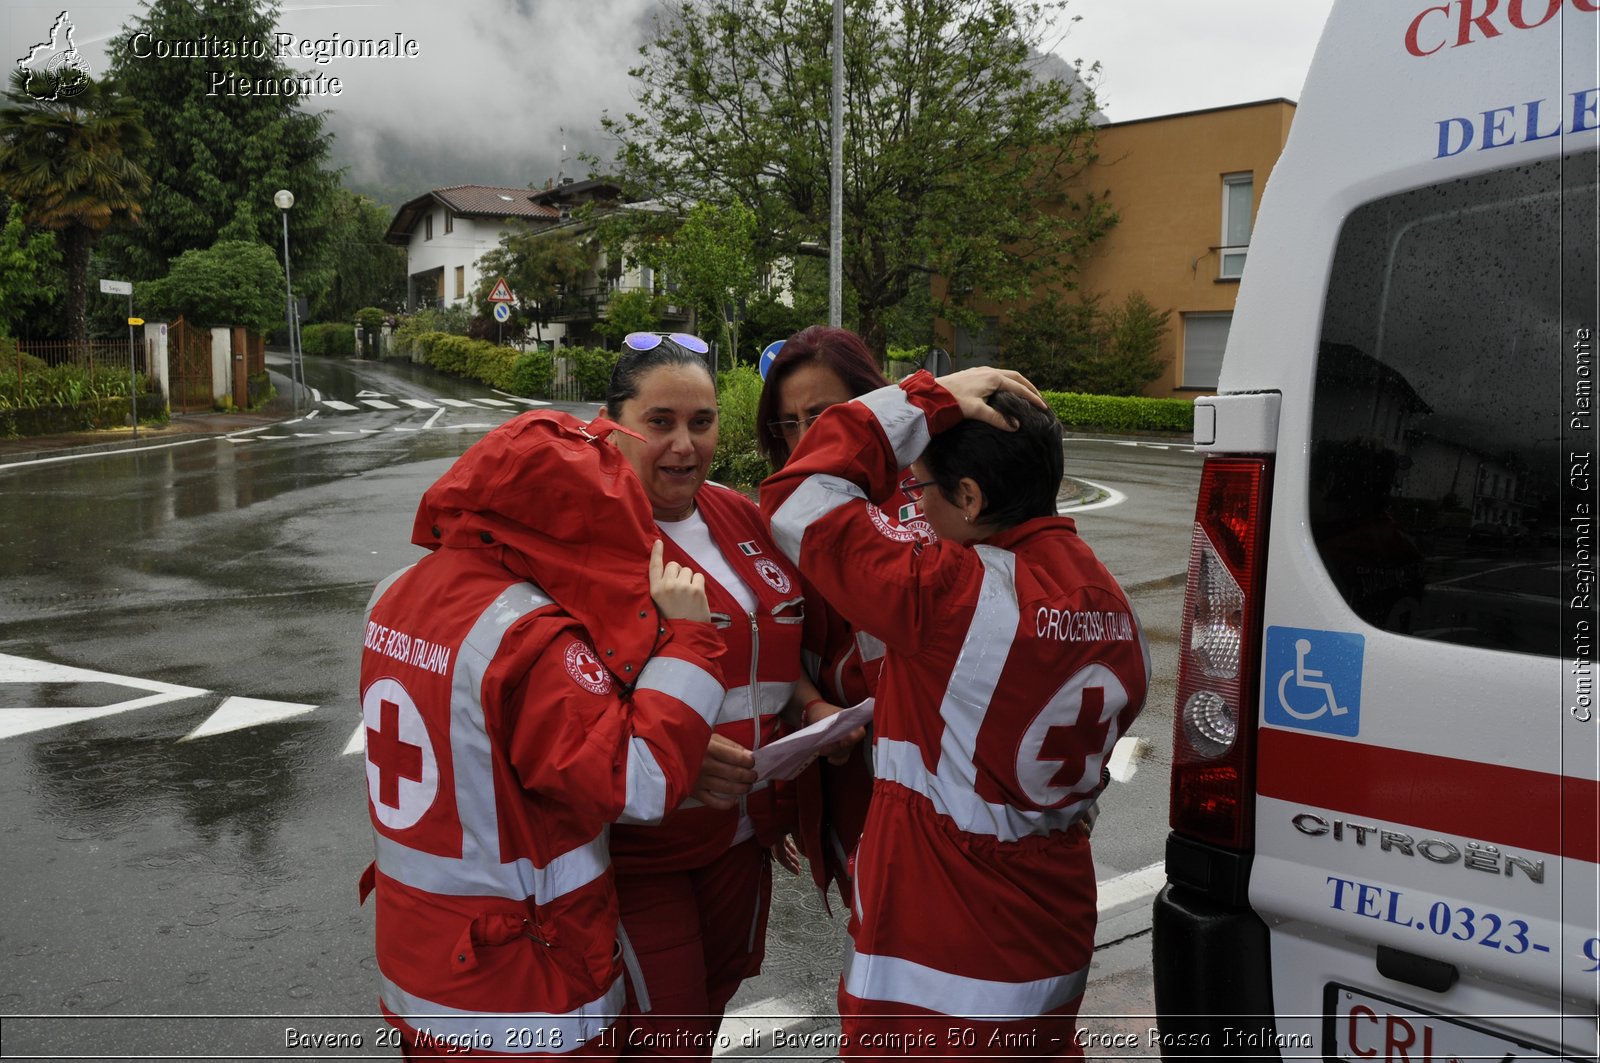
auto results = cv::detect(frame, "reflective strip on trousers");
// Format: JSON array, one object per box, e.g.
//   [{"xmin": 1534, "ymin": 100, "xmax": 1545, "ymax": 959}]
[
  {"xmin": 374, "ymin": 581, "xmax": 609, "ymax": 905},
  {"xmin": 382, "ymin": 972, "xmax": 625, "ymax": 1053},
  {"xmin": 842, "ymin": 944, "xmax": 1088, "ymax": 1021}
]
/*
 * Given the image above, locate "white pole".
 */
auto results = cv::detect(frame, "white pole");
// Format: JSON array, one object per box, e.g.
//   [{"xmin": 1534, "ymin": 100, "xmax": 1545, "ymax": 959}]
[
  {"xmin": 828, "ymin": 0, "xmax": 843, "ymax": 328},
  {"xmin": 280, "ymin": 209, "xmax": 296, "ymax": 415},
  {"xmin": 128, "ymin": 292, "xmax": 137, "ymax": 439}
]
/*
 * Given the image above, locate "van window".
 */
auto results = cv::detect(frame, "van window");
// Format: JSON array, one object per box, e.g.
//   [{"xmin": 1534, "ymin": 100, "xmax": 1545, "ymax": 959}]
[{"xmin": 1309, "ymin": 148, "xmax": 1596, "ymax": 655}]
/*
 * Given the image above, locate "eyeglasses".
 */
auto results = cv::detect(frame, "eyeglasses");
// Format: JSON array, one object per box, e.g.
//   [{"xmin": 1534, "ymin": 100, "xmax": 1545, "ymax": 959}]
[
  {"xmin": 767, "ymin": 412, "xmax": 830, "ymax": 440},
  {"xmin": 902, "ymin": 478, "xmax": 937, "ymax": 502},
  {"xmin": 623, "ymin": 332, "xmax": 709, "ymax": 355}
]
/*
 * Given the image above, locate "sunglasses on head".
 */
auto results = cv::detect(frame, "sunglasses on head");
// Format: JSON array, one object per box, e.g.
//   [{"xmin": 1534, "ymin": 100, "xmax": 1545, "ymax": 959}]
[{"xmin": 623, "ymin": 332, "xmax": 709, "ymax": 355}]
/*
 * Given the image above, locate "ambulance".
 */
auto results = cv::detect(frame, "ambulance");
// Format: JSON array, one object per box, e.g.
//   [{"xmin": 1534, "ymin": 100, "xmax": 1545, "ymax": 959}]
[{"xmin": 1152, "ymin": 2, "xmax": 1599, "ymax": 1060}]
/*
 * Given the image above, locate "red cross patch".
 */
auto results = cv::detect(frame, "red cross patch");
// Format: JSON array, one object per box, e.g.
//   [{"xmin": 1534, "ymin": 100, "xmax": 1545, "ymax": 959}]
[
  {"xmin": 1014, "ymin": 663, "xmax": 1127, "ymax": 808},
  {"xmin": 564, "ymin": 640, "xmax": 612, "ymax": 695},
  {"xmin": 753, "ymin": 557, "xmax": 792, "ymax": 595},
  {"xmin": 361, "ymin": 677, "xmax": 439, "ymax": 830}
]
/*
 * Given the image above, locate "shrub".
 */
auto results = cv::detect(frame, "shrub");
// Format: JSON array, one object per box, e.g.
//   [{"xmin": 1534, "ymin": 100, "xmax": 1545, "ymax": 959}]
[
  {"xmin": 301, "ymin": 322, "xmax": 356, "ymax": 357},
  {"xmin": 1001, "ymin": 291, "xmax": 1171, "ymax": 397},
  {"xmin": 392, "ymin": 306, "xmax": 470, "ymax": 356},
  {"xmin": 571, "ymin": 346, "xmax": 619, "ymax": 402},
  {"xmin": 1043, "ymin": 391, "xmax": 1193, "ymax": 434},
  {"xmin": 711, "ymin": 364, "xmax": 768, "ymax": 486},
  {"xmin": 507, "ymin": 350, "xmax": 555, "ymax": 398}
]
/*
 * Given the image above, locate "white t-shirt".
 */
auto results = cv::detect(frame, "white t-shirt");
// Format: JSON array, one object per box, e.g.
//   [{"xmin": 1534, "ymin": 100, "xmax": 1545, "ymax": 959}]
[{"xmin": 657, "ymin": 508, "xmax": 758, "ymax": 615}]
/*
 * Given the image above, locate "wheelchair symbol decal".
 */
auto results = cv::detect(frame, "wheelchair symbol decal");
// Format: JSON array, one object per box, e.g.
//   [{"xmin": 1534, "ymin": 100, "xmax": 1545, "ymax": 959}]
[{"xmin": 1264, "ymin": 626, "xmax": 1363, "ymax": 736}]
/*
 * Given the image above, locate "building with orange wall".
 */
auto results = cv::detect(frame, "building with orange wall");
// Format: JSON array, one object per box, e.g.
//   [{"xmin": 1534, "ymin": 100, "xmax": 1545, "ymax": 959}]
[{"xmin": 938, "ymin": 98, "xmax": 1296, "ymax": 398}]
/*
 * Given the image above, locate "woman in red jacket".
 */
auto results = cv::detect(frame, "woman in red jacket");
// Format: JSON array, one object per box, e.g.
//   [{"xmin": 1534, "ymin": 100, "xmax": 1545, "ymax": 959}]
[
  {"xmin": 762, "ymin": 369, "xmax": 1151, "ymax": 1060},
  {"xmin": 600, "ymin": 332, "xmax": 810, "ymax": 1058},
  {"xmin": 754, "ymin": 326, "xmax": 933, "ymax": 907}
]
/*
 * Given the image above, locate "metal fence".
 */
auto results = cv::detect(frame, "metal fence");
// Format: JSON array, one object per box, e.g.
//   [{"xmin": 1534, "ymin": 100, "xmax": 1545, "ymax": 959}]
[{"xmin": 15, "ymin": 338, "xmax": 137, "ymax": 373}]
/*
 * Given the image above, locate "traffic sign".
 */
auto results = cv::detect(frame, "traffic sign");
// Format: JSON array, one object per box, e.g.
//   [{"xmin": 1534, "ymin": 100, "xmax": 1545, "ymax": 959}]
[
  {"xmin": 99, "ymin": 278, "xmax": 132, "ymax": 296},
  {"xmin": 758, "ymin": 340, "xmax": 785, "ymax": 380},
  {"xmin": 493, "ymin": 303, "xmax": 511, "ymax": 323},
  {"xmin": 128, "ymin": 317, "xmax": 144, "ymax": 326},
  {"xmin": 487, "ymin": 277, "xmax": 514, "ymax": 303}
]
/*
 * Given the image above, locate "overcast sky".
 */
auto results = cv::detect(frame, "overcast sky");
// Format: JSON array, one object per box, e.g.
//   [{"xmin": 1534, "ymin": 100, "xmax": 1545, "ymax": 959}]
[{"xmin": 5, "ymin": 1, "xmax": 1337, "ymax": 204}]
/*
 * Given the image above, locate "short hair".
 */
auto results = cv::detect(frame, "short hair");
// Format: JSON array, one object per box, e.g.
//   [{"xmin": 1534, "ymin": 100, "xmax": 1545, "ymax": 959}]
[
  {"xmin": 604, "ymin": 336, "xmax": 714, "ymax": 416},
  {"xmin": 921, "ymin": 391, "xmax": 1063, "ymax": 529},
  {"xmin": 755, "ymin": 325, "xmax": 890, "ymax": 467}
]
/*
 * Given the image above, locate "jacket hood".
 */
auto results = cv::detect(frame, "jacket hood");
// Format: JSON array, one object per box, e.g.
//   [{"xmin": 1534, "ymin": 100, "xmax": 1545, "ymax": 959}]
[{"xmin": 411, "ymin": 410, "xmax": 662, "ymax": 682}]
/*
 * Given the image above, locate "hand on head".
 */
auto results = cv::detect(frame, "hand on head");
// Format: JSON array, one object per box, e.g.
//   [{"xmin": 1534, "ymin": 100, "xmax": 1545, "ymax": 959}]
[{"xmin": 935, "ymin": 367, "xmax": 1047, "ymax": 430}]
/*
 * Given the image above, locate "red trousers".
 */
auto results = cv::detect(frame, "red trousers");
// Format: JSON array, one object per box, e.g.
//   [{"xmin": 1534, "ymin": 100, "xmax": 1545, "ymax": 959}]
[{"xmin": 614, "ymin": 838, "xmax": 772, "ymax": 1059}]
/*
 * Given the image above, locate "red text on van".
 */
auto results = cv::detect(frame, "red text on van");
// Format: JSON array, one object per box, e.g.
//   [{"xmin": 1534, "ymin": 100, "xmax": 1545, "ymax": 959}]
[{"xmin": 1407, "ymin": 0, "xmax": 1599, "ymax": 57}]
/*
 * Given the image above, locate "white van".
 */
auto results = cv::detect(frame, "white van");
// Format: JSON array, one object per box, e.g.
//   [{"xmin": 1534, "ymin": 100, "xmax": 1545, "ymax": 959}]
[{"xmin": 1153, "ymin": 3, "xmax": 1598, "ymax": 1060}]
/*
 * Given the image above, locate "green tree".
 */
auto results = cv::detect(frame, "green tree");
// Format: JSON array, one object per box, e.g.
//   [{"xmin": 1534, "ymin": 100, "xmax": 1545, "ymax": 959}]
[
  {"xmin": 657, "ymin": 202, "xmax": 761, "ymax": 361},
  {"xmin": 1090, "ymin": 291, "xmax": 1170, "ymax": 395},
  {"xmin": 103, "ymin": 0, "xmax": 339, "ymax": 294},
  {"xmin": 139, "ymin": 239, "xmax": 287, "ymax": 334},
  {"xmin": 316, "ymin": 189, "xmax": 407, "ymax": 321},
  {"xmin": 1000, "ymin": 290, "xmax": 1170, "ymax": 396},
  {"xmin": 601, "ymin": 0, "xmax": 1114, "ymax": 357},
  {"xmin": 595, "ymin": 288, "xmax": 668, "ymax": 345},
  {"xmin": 0, "ymin": 198, "xmax": 64, "ymax": 339},
  {"xmin": 475, "ymin": 228, "xmax": 593, "ymax": 344},
  {"xmin": 0, "ymin": 71, "xmax": 151, "ymax": 347}
]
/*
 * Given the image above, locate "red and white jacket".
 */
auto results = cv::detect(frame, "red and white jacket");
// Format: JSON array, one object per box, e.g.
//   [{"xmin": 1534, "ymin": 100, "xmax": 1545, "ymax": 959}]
[
  {"xmin": 611, "ymin": 482, "xmax": 804, "ymax": 873},
  {"xmin": 761, "ymin": 372, "xmax": 1151, "ymax": 1031},
  {"xmin": 359, "ymin": 412, "xmax": 726, "ymax": 1056}
]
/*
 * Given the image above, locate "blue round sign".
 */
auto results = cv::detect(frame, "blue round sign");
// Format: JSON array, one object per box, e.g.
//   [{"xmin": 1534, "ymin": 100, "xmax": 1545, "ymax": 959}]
[
  {"xmin": 493, "ymin": 303, "xmax": 511, "ymax": 323},
  {"xmin": 758, "ymin": 340, "xmax": 785, "ymax": 380}
]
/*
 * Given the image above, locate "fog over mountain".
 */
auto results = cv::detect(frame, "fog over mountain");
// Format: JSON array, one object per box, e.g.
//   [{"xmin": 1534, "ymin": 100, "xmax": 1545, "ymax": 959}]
[{"xmin": 5, "ymin": 0, "xmax": 1095, "ymax": 210}]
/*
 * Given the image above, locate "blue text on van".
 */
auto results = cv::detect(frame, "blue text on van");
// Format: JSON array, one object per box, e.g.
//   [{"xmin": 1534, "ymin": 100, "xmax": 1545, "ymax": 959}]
[{"xmin": 1436, "ymin": 87, "xmax": 1599, "ymax": 157}]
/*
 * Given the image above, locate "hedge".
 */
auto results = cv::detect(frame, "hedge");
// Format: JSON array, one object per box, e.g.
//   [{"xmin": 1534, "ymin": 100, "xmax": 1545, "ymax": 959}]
[
  {"xmin": 300, "ymin": 322, "xmax": 356, "ymax": 358},
  {"xmin": 1042, "ymin": 391, "xmax": 1193, "ymax": 435},
  {"xmin": 0, "ymin": 395, "xmax": 159, "ymax": 437}
]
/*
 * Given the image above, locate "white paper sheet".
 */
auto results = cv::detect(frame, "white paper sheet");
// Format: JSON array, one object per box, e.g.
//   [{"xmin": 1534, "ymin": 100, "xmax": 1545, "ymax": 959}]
[{"xmin": 752, "ymin": 698, "xmax": 874, "ymax": 782}]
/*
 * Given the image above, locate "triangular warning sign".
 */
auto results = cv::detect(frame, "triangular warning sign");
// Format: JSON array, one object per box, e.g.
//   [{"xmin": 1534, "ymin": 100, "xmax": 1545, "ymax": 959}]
[{"xmin": 487, "ymin": 276, "xmax": 514, "ymax": 303}]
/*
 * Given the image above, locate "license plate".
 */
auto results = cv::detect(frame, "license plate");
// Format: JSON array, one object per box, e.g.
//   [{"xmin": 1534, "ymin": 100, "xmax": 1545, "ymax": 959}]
[{"xmin": 1325, "ymin": 985, "xmax": 1564, "ymax": 1061}]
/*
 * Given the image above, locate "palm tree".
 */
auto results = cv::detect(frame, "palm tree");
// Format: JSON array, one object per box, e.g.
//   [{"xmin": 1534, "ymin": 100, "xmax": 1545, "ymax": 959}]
[{"xmin": 0, "ymin": 70, "xmax": 152, "ymax": 349}]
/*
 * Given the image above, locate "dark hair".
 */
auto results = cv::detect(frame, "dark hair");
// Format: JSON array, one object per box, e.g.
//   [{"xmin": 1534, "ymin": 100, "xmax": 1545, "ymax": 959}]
[
  {"xmin": 922, "ymin": 391, "xmax": 1063, "ymax": 530},
  {"xmin": 755, "ymin": 325, "xmax": 890, "ymax": 466},
  {"xmin": 604, "ymin": 337, "xmax": 714, "ymax": 416}
]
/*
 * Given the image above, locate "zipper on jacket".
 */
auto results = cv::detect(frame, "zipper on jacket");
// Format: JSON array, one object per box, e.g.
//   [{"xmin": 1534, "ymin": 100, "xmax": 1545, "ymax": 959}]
[{"xmin": 740, "ymin": 611, "xmax": 761, "ymax": 820}]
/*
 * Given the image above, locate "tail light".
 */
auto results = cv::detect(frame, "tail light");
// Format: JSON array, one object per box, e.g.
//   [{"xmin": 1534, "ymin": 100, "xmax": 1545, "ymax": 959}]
[{"xmin": 1170, "ymin": 457, "xmax": 1272, "ymax": 851}]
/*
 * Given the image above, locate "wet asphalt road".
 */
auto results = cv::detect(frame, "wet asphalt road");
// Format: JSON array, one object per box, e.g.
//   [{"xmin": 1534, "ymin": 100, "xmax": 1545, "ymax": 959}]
[{"xmin": 0, "ymin": 354, "xmax": 1202, "ymax": 1061}]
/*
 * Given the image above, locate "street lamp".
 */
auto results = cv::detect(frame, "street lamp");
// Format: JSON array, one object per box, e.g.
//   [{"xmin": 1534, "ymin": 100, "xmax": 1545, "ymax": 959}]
[{"xmin": 274, "ymin": 188, "xmax": 301, "ymax": 414}]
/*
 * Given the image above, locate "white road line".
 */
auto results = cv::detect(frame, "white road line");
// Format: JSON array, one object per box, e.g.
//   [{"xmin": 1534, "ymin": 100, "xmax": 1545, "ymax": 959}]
[
  {"xmin": 434, "ymin": 398, "xmax": 481, "ymax": 408},
  {"xmin": 321, "ymin": 399, "xmax": 359, "ymax": 411},
  {"xmin": 391, "ymin": 426, "xmax": 420, "ymax": 432},
  {"xmin": 1059, "ymin": 477, "xmax": 1128, "ymax": 514},
  {"xmin": 181, "ymin": 696, "xmax": 317, "ymax": 741},
  {"xmin": 293, "ymin": 432, "xmax": 321, "ymax": 438},
  {"xmin": 400, "ymin": 398, "xmax": 438, "ymax": 409},
  {"xmin": 327, "ymin": 430, "xmax": 357, "ymax": 436},
  {"xmin": 343, "ymin": 723, "xmax": 364, "ymax": 756},
  {"xmin": 360, "ymin": 428, "xmax": 381, "ymax": 434},
  {"xmin": 0, "ymin": 653, "xmax": 208, "ymax": 740},
  {"xmin": 475, "ymin": 397, "xmax": 515, "ymax": 407},
  {"xmin": 497, "ymin": 393, "xmax": 551, "ymax": 407},
  {"xmin": 423, "ymin": 409, "xmax": 445, "ymax": 430},
  {"xmin": 312, "ymin": 388, "xmax": 323, "ymax": 401},
  {"xmin": 360, "ymin": 399, "xmax": 400, "ymax": 410},
  {"xmin": 305, "ymin": 409, "xmax": 320, "ymax": 420},
  {"xmin": 1096, "ymin": 861, "xmax": 1167, "ymax": 913}
]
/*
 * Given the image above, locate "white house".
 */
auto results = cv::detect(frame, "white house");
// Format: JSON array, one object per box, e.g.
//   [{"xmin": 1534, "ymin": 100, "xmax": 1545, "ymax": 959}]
[{"xmin": 385, "ymin": 184, "xmax": 561, "ymax": 312}]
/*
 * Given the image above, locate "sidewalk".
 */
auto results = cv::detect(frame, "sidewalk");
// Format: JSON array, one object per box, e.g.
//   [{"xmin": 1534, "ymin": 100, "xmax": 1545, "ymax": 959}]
[{"xmin": 0, "ymin": 396, "xmax": 293, "ymax": 467}]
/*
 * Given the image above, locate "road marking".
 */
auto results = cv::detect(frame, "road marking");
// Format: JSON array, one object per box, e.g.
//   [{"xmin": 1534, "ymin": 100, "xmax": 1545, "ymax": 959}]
[
  {"xmin": 321, "ymin": 399, "xmax": 359, "ymax": 411},
  {"xmin": 312, "ymin": 387, "xmax": 323, "ymax": 401},
  {"xmin": 1095, "ymin": 861, "xmax": 1166, "ymax": 914},
  {"xmin": 327, "ymin": 430, "xmax": 357, "ymax": 436},
  {"xmin": 475, "ymin": 397, "xmax": 515, "ymax": 407},
  {"xmin": 434, "ymin": 398, "xmax": 481, "ymax": 408},
  {"xmin": 498, "ymin": 394, "xmax": 551, "ymax": 407},
  {"xmin": 360, "ymin": 399, "xmax": 400, "ymax": 410},
  {"xmin": 181, "ymin": 696, "xmax": 318, "ymax": 741},
  {"xmin": 423, "ymin": 409, "xmax": 444, "ymax": 430},
  {"xmin": 344, "ymin": 722, "xmax": 365, "ymax": 756},
  {"xmin": 399, "ymin": 399, "xmax": 438, "ymax": 409},
  {"xmin": 1059, "ymin": 477, "xmax": 1127, "ymax": 514},
  {"xmin": 0, "ymin": 653, "xmax": 207, "ymax": 740},
  {"xmin": 305, "ymin": 409, "xmax": 320, "ymax": 420},
  {"xmin": 355, "ymin": 390, "xmax": 389, "ymax": 398}
]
